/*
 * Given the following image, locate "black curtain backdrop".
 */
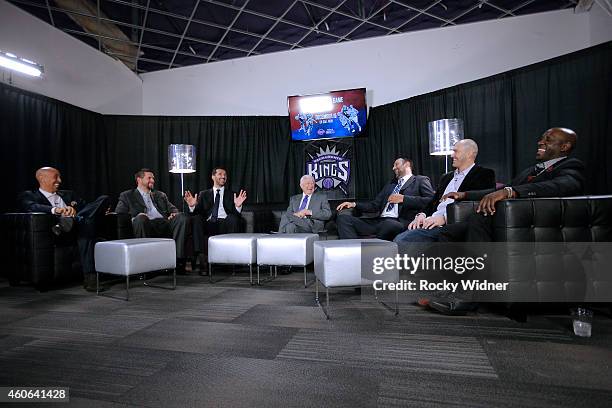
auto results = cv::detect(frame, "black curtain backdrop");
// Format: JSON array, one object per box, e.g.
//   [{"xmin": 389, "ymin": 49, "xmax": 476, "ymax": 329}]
[{"xmin": 2, "ymin": 42, "xmax": 611, "ymax": 214}]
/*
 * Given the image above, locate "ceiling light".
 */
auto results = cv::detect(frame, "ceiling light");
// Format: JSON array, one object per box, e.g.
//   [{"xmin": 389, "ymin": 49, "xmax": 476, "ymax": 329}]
[{"xmin": 0, "ymin": 50, "xmax": 43, "ymax": 77}]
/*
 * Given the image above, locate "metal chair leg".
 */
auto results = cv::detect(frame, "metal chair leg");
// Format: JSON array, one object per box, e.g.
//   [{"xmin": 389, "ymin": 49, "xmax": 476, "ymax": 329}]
[
  {"xmin": 125, "ymin": 275, "xmax": 130, "ymax": 301},
  {"xmin": 252, "ymin": 265, "xmax": 256, "ymax": 286},
  {"xmin": 304, "ymin": 266, "xmax": 307, "ymax": 288},
  {"xmin": 96, "ymin": 272, "xmax": 100, "ymax": 295},
  {"xmin": 209, "ymin": 263, "xmax": 213, "ymax": 283}
]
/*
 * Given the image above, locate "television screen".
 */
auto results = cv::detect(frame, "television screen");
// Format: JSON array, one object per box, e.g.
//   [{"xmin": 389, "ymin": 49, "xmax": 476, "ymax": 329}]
[{"xmin": 288, "ymin": 88, "xmax": 367, "ymax": 141}]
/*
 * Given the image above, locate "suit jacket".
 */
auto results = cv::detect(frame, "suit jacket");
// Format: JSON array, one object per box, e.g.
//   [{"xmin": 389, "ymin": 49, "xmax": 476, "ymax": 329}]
[
  {"xmin": 424, "ymin": 165, "xmax": 496, "ymax": 216},
  {"xmin": 115, "ymin": 189, "xmax": 178, "ymax": 218},
  {"xmin": 191, "ymin": 188, "xmax": 241, "ymax": 220},
  {"xmin": 465, "ymin": 157, "xmax": 585, "ymax": 200},
  {"xmin": 356, "ymin": 175, "xmax": 435, "ymax": 221},
  {"xmin": 18, "ymin": 190, "xmax": 85, "ymax": 214},
  {"xmin": 280, "ymin": 191, "xmax": 332, "ymax": 233}
]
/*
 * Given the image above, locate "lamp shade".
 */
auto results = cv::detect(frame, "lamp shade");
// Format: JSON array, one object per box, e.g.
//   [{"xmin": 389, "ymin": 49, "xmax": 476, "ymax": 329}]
[
  {"xmin": 428, "ymin": 119, "xmax": 464, "ymax": 156},
  {"xmin": 168, "ymin": 144, "xmax": 196, "ymax": 173}
]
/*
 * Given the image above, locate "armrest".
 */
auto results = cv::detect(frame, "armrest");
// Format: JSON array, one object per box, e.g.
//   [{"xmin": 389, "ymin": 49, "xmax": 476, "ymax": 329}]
[
  {"xmin": 446, "ymin": 202, "xmax": 479, "ymax": 224},
  {"xmin": 104, "ymin": 212, "xmax": 134, "ymax": 240}
]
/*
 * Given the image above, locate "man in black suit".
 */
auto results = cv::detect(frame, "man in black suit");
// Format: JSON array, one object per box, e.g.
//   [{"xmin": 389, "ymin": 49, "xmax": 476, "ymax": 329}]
[
  {"xmin": 183, "ymin": 167, "xmax": 247, "ymax": 272},
  {"xmin": 430, "ymin": 127, "xmax": 585, "ymax": 314},
  {"xmin": 393, "ymin": 139, "xmax": 495, "ymax": 243},
  {"xmin": 18, "ymin": 167, "xmax": 110, "ymax": 290},
  {"xmin": 115, "ymin": 168, "xmax": 190, "ymax": 272},
  {"xmin": 335, "ymin": 157, "xmax": 435, "ymax": 241}
]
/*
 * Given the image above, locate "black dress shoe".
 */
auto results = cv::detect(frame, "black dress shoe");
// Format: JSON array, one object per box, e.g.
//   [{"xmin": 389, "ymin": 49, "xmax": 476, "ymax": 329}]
[
  {"xmin": 52, "ymin": 217, "xmax": 75, "ymax": 236},
  {"xmin": 430, "ymin": 298, "xmax": 479, "ymax": 315}
]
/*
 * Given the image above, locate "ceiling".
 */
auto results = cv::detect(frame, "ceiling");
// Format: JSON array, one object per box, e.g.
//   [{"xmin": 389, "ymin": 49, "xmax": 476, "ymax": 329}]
[{"xmin": 9, "ymin": 0, "xmax": 580, "ymax": 74}]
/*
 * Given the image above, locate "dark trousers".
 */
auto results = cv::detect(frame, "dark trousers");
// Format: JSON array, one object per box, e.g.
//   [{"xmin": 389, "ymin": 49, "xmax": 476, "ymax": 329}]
[
  {"xmin": 191, "ymin": 214, "xmax": 242, "ymax": 255},
  {"xmin": 336, "ymin": 213, "xmax": 407, "ymax": 241},
  {"xmin": 132, "ymin": 213, "xmax": 189, "ymax": 258},
  {"xmin": 439, "ymin": 212, "xmax": 494, "ymax": 242},
  {"xmin": 74, "ymin": 195, "xmax": 110, "ymax": 276}
]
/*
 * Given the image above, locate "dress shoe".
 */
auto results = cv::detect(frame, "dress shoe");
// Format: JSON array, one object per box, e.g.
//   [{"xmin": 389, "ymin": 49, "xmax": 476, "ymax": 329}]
[
  {"xmin": 52, "ymin": 217, "xmax": 75, "ymax": 236},
  {"xmin": 430, "ymin": 298, "xmax": 478, "ymax": 315}
]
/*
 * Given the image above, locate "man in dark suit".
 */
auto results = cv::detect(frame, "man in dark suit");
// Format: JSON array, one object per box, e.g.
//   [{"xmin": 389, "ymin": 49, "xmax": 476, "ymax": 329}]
[
  {"xmin": 18, "ymin": 167, "xmax": 110, "ymax": 290},
  {"xmin": 115, "ymin": 168, "xmax": 190, "ymax": 272},
  {"xmin": 335, "ymin": 157, "xmax": 435, "ymax": 241},
  {"xmin": 183, "ymin": 167, "xmax": 247, "ymax": 273},
  {"xmin": 278, "ymin": 175, "xmax": 331, "ymax": 233},
  {"xmin": 394, "ymin": 139, "xmax": 495, "ymax": 243},
  {"xmin": 430, "ymin": 128, "xmax": 585, "ymax": 314}
]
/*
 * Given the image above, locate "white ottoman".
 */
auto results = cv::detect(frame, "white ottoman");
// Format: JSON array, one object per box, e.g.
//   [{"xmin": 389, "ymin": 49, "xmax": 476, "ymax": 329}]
[
  {"xmin": 94, "ymin": 238, "xmax": 176, "ymax": 300},
  {"xmin": 208, "ymin": 233, "xmax": 269, "ymax": 284},
  {"xmin": 314, "ymin": 239, "xmax": 399, "ymax": 318},
  {"xmin": 256, "ymin": 233, "xmax": 319, "ymax": 287}
]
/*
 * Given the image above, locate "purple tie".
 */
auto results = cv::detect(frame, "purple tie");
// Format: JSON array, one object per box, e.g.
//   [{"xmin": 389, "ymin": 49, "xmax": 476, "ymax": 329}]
[{"xmin": 299, "ymin": 195, "xmax": 309, "ymax": 211}]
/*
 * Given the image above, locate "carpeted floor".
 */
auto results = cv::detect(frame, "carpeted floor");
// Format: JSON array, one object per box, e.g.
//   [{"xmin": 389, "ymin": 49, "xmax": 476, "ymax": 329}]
[{"xmin": 1, "ymin": 269, "xmax": 611, "ymax": 407}]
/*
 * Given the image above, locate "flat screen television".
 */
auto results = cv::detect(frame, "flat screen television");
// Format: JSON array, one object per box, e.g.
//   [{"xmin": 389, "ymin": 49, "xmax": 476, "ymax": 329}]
[{"xmin": 288, "ymin": 88, "xmax": 367, "ymax": 141}]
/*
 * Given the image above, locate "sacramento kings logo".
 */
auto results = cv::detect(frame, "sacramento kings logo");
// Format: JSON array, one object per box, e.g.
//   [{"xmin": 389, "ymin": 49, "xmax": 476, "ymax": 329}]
[{"xmin": 305, "ymin": 144, "xmax": 351, "ymax": 195}]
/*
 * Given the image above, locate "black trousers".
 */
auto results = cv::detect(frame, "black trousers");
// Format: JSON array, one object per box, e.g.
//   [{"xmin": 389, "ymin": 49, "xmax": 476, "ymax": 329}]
[
  {"xmin": 74, "ymin": 195, "xmax": 110, "ymax": 276},
  {"xmin": 336, "ymin": 213, "xmax": 408, "ymax": 241},
  {"xmin": 191, "ymin": 214, "xmax": 242, "ymax": 255},
  {"xmin": 131, "ymin": 213, "xmax": 190, "ymax": 258},
  {"xmin": 439, "ymin": 212, "xmax": 494, "ymax": 242}
]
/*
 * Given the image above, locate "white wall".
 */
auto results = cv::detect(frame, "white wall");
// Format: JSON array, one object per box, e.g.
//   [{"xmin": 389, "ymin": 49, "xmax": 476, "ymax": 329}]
[
  {"xmin": 141, "ymin": 8, "xmax": 604, "ymax": 116},
  {"xmin": 0, "ymin": 0, "xmax": 142, "ymax": 114},
  {"xmin": 589, "ymin": 3, "xmax": 612, "ymax": 45}
]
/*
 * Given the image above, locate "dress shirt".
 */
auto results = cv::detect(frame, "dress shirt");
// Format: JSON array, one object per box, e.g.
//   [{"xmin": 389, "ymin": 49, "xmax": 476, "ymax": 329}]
[
  {"xmin": 137, "ymin": 187, "xmax": 164, "ymax": 219},
  {"xmin": 40, "ymin": 188, "xmax": 67, "ymax": 214},
  {"xmin": 380, "ymin": 174, "xmax": 411, "ymax": 218},
  {"xmin": 432, "ymin": 163, "xmax": 475, "ymax": 220}
]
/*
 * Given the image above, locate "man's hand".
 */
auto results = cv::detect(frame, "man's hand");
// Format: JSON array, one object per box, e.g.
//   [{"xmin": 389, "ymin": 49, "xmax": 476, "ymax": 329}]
[
  {"xmin": 56, "ymin": 206, "xmax": 76, "ymax": 217},
  {"xmin": 441, "ymin": 191, "xmax": 466, "ymax": 202},
  {"xmin": 336, "ymin": 202, "xmax": 356, "ymax": 211},
  {"xmin": 184, "ymin": 191, "xmax": 198, "ymax": 207},
  {"xmin": 422, "ymin": 214, "xmax": 446, "ymax": 229},
  {"xmin": 234, "ymin": 190, "xmax": 247, "ymax": 207},
  {"xmin": 387, "ymin": 194, "xmax": 404, "ymax": 204},
  {"xmin": 293, "ymin": 209, "xmax": 311, "ymax": 218},
  {"xmin": 477, "ymin": 189, "xmax": 507, "ymax": 216},
  {"xmin": 168, "ymin": 213, "xmax": 178, "ymax": 220},
  {"xmin": 408, "ymin": 213, "xmax": 426, "ymax": 230}
]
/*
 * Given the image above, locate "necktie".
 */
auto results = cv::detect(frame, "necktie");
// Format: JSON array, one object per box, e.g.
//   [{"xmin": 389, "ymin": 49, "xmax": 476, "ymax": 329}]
[
  {"xmin": 386, "ymin": 179, "xmax": 403, "ymax": 211},
  {"xmin": 527, "ymin": 163, "xmax": 546, "ymax": 183},
  {"xmin": 143, "ymin": 193, "xmax": 155, "ymax": 216},
  {"xmin": 211, "ymin": 189, "xmax": 221, "ymax": 222},
  {"xmin": 298, "ymin": 195, "xmax": 309, "ymax": 211},
  {"xmin": 50, "ymin": 194, "xmax": 65, "ymax": 208}
]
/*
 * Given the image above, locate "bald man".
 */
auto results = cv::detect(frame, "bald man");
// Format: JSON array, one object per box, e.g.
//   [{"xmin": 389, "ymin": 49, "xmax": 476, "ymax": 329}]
[
  {"xmin": 393, "ymin": 139, "xmax": 495, "ymax": 243},
  {"xmin": 427, "ymin": 128, "xmax": 586, "ymax": 315},
  {"xmin": 18, "ymin": 167, "xmax": 110, "ymax": 291}
]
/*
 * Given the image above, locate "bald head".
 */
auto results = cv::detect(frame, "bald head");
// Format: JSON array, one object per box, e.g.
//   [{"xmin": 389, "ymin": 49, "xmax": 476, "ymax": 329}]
[
  {"xmin": 536, "ymin": 128, "xmax": 577, "ymax": 161},
  {"xmin": 36, "ymin": 167, "xmax": 61, "ymax": 193},
  {"xmin": 451, "ymin": 139, "xmax": 479, "ymax": 171}
]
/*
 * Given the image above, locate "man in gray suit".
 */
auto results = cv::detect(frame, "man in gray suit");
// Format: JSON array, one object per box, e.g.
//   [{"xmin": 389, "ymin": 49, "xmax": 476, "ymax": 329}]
[
  {"xmin": 115, "ymin": 168, "xmax": 190, "ymax": 272},
  {"xmin": 278, "ymin": 175, "xmax": 331, "ymax": 233}
]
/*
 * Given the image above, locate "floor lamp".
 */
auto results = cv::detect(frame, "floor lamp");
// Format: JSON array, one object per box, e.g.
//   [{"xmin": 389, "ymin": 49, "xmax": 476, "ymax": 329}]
[
  {"xmin": 428, "ymin": 119, "xmax": 464, "ymax": 173},
  {"xmin": 168, "ymin": 144, "xmax": 196, "ymax": 212}
]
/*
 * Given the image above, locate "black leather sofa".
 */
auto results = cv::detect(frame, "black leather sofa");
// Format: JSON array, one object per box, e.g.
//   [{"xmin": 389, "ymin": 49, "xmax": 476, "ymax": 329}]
[{"xmin": 446, "ymin": 196, "xmax": 612, "ymax": 306}]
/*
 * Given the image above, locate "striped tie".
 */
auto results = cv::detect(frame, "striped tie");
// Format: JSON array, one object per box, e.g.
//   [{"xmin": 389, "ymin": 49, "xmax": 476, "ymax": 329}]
[{"xmin": 385, "ymin": 179, "xmax": 403, "ymax": 211}]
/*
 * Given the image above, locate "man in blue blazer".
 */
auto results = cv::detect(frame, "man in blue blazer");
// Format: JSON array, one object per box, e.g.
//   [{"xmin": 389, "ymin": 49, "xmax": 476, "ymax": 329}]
[
  {"xmin": 18, "ymin": 167, "xmax": 109, "ymax": 290},
  {"xmin": 335, "ymin": 157, "xmax": 435, "ymax": 241}
]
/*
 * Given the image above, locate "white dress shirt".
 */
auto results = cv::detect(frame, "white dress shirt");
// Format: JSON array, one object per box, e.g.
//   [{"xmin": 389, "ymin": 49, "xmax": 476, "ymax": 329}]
[
  {"xmin": 432, "ymin": 163, "xmax": 475, "ymax": 220},
  {"xmin": 137, "ymin": 187, "xmax": 164, "ymax": 220},
  {"xmin": 40, "ymin": 188, "xmax": 67, "ymax": 214}
]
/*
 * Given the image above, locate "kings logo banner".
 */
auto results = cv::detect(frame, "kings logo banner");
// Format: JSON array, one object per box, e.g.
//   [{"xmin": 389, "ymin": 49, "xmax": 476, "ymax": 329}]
[{"xmin": 304, "ymin": 141, "xmax": 353, "ymax": 198}]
